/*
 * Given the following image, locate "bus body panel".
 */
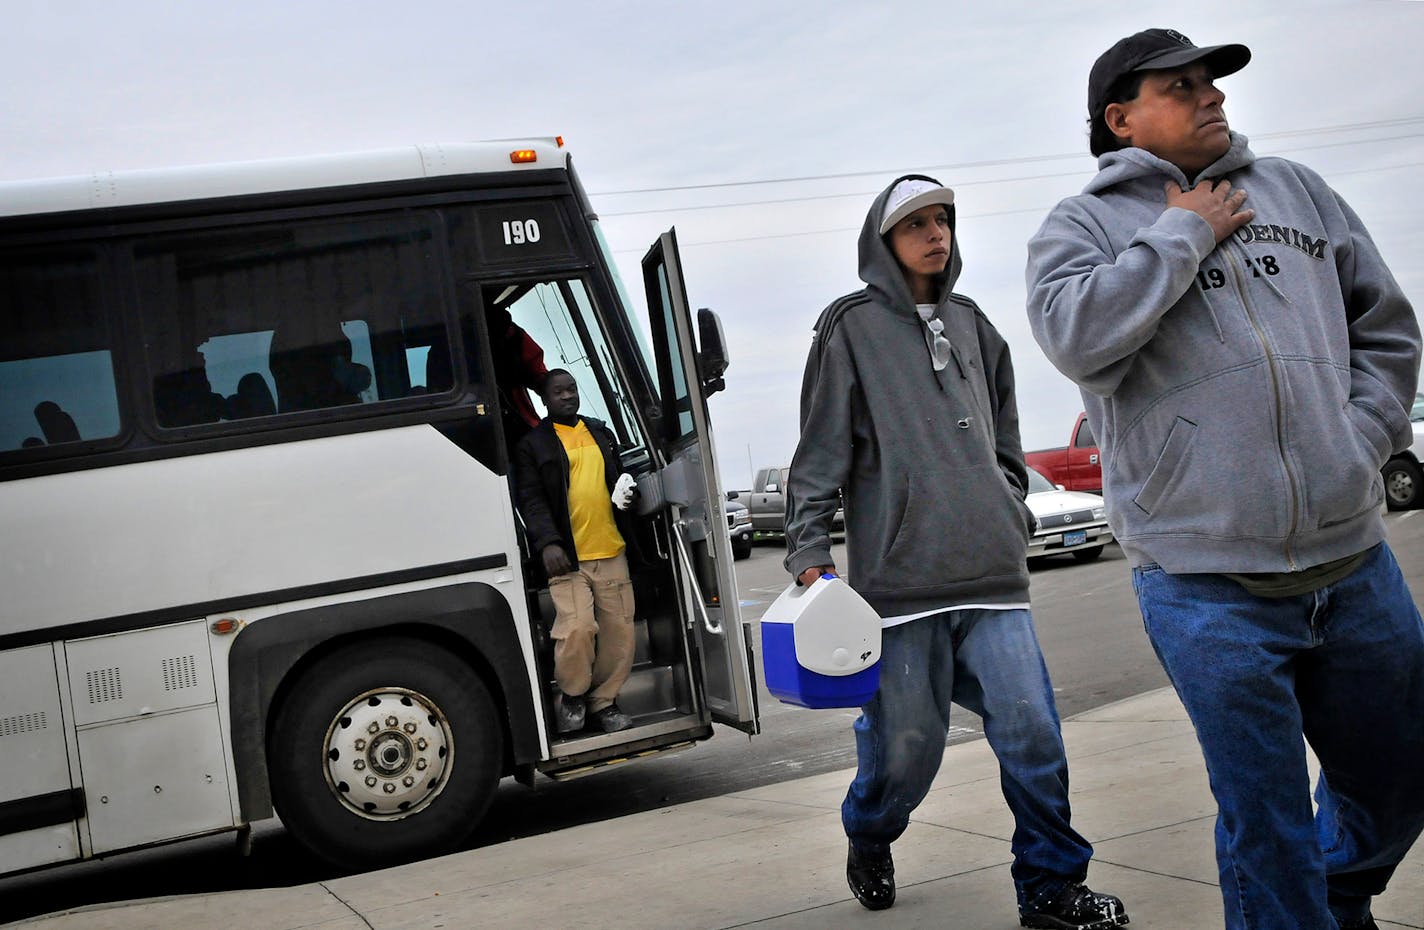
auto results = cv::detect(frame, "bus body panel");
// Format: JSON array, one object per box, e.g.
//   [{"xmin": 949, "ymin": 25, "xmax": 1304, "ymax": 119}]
[
  {"xmin": 62, "ymin": 620, "xmax": 231, "ymax": 853},
  {"xmin": 0, "ymin": 644, "xmax": 81, "ymax": 873},
  {"xmin": 0, "ymin": 425, "xmax": 520, "ymax": 638},
  {"xmin": 75, "ymin": 702, "xmax": 231, "ymax": 854},
  {"xmin": 0, "ymin": 141, "xmax": 567, "ymax": 218}
]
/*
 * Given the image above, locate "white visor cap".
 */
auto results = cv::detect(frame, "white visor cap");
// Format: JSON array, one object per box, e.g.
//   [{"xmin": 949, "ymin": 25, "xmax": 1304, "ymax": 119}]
[{"xmin": 879, "ymin": 179, "xmax": 956, "ymax": 235}]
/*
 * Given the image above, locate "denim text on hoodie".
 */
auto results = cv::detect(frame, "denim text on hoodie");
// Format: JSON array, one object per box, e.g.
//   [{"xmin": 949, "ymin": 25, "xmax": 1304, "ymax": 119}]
[{"xmin": 1025, "ymin": 133, "xmax": 1421, "ymax": 573}]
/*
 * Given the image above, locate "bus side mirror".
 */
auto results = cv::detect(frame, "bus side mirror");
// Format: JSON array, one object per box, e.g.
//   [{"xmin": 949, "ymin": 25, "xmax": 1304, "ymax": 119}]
[{"xmin": 696, "ymin": 307, "xmax": 729, "ymax": 396}]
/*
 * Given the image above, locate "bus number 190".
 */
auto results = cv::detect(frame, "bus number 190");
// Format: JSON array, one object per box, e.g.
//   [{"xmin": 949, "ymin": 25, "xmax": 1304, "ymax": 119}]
[{"xmin": 502, "ymin": 219, "xmax": 541, "ymax": 245}]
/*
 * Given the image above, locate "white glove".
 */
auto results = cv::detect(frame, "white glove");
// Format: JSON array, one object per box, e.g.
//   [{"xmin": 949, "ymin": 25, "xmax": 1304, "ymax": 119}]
[{"xmin": 612, "ymin": 473, "xmax": 638, "ymax": 511}]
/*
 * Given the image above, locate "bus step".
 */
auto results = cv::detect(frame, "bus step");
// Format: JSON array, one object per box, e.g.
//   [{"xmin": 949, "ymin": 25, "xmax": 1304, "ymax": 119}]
[
  {"xmin": 541, "ymin": 739, "xmax": 698, "ymax": 782},
  {"xmin": 616, "ymin": 664, "xmax": 678, "ymax": 716}
]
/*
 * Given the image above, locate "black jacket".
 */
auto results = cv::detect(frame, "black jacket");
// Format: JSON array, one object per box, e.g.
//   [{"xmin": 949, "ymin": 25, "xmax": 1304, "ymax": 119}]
[{"xmin": 513, "ymin": 415, "xmax": 632, "ymax": 579}]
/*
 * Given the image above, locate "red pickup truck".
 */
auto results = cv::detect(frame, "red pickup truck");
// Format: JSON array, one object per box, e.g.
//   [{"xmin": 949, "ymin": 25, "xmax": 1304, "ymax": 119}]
[{"xmin": 1025, "ymin": 412, "xmax": 1102, "ymax": 493}]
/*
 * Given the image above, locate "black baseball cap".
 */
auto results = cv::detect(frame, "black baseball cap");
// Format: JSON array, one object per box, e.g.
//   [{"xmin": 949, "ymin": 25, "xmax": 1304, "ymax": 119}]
[{"xmin": 1088, "ymin": 28, "xmax": 1251, "ymax": 116}]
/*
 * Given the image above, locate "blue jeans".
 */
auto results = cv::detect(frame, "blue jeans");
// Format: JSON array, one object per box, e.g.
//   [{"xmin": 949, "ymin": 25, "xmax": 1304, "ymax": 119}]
[
  {"xmin": 1133, "ymin": 542, "xmax": 1424, "ymax": 930},
  {"xmin": 841, "ymin": 608, "xmax": 1093, "ymax": 908}
]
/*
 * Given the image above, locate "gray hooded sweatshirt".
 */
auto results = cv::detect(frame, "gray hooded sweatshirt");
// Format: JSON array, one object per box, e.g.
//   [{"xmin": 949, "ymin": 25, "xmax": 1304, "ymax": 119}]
[
  {"xmin": 1026, "ymin": 134, "xmax": 1420, "ymax": 573},
  {"xmin": 785, "ymin": 175, "xmax": 1033, "ymax": 618}
]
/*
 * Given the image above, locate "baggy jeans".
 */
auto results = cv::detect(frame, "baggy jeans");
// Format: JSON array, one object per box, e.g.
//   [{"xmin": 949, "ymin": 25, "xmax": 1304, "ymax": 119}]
[
  {"xmin": 841, "ymin": 608, "xmax": 1094, "ymax": 907},
  {"xmin": 1133, "ymin": 542, "xmax": 1424, "ymax": 929},
  {"xmin": 548, "ymin": 551, "xmax": 636, "ymax": 714}
]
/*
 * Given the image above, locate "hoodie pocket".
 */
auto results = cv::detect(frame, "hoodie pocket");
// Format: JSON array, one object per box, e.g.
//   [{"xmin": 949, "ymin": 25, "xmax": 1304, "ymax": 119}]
[
  {"xmin": 1307, "ymin": 404, "xmax": 1386, "ymax": 528},
  {"xmin": 1133, "ymin": 417, "xmax": 1196, "ymax": 515},
  {"xmin": 872, "ymin": 464, "xmax": 1026, "ymax": 593}
]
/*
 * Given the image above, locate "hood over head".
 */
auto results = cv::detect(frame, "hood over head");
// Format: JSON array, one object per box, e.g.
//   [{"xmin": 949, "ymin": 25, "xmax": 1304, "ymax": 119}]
[{"xmin": 859, "ymin": 173, "xmax": 963, "ymax": 313}]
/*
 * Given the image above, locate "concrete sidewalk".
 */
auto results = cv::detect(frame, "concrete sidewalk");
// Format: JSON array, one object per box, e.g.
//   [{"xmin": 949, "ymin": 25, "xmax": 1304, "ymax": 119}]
[{"xmin": 14, "ymin": 688, "xmax": 1423, "ymax": 929}]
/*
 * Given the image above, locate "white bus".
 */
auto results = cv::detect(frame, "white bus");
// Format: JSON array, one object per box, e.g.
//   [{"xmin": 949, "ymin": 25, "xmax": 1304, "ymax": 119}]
[{"xmin": 0, "ymin": 138, "xmax": 758, "ymax": 874}]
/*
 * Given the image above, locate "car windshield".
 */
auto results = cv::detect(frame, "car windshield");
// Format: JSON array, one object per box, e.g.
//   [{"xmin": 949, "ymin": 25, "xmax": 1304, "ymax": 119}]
[{"xmin": 1026, "ymin": 467, "xmax": 1055, "ymax": 493}]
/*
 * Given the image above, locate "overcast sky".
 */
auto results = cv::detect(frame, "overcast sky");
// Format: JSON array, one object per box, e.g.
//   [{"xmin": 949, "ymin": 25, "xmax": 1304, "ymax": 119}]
[{"xmin": 6, "ymin": 0, "xmax": 1422, "ymax": 488}]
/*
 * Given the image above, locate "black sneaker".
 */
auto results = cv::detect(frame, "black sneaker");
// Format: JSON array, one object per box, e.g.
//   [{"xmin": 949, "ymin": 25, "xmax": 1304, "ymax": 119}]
[
  {"xmin": 556, "ymin": 693, "xmax": 586, "ymax": 733},
  {"xmin": 590, "ymin": 703, "xmax": 632, "ymax": 732},
  {"xmin": 846, "ymin": 842, "xmax": 895, "ymax": 910},
  {"xmin": 1020, "ymin": 882, "xmax": 1129, "ymax": 929}
]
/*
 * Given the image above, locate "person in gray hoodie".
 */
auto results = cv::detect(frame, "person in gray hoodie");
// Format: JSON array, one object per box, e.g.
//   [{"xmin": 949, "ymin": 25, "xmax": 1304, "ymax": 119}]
[
  {"xmin": 1025, "ymin": 28, "xmax": 1424, "ymax": 930},
  {"xmin": 786, "ymin": 176, "xmax": 1127, "ymax": 929}
]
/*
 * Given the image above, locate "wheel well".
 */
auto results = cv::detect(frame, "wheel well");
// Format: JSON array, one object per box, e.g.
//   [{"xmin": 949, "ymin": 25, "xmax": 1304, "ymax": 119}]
[
  {"xmin": 264, "ymin": 622, "xmax": 515, "ymax": 769},
  {"xmin": 228, "ymin": 583, "xmax": 540, "ymax": 823}
]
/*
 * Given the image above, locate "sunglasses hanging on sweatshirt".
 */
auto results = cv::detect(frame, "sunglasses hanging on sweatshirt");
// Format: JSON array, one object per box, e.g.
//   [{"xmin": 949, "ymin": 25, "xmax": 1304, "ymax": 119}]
[{"xmin": 925, "ymin": 317, "xmax": 952, "ymax": 371}]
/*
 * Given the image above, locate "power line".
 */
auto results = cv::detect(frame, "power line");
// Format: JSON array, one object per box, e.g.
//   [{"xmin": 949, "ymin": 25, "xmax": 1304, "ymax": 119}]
[
  {"xmin": 589, "ymin": 116, "xmax": 1424, "ymax": 199},
  {"xmin": 599, "ymin": 168, "xmax": 1093, "ymax": 218},
  {"xmin": 609, "ymin": 158, "xmax": 1424, "ymax": 254},
  {"xmin": 599, "ymin": 131, "xmax": 1424, "ymax": 221},
  {"xmin": 589, "ymin": 151, "xmax": 1084, "ymax": 198}
]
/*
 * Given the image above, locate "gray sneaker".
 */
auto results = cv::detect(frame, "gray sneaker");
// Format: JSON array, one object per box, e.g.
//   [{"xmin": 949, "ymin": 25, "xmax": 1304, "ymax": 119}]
[{"xmin": 556, "ymin": 693, "xmax": 586, "ymax": 733}]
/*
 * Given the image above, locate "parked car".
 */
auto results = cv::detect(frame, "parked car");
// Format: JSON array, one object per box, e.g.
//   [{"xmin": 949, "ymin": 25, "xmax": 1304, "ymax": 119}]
[
  {"xmin": 1382, "ymin": 392, "xmax": 1424, "ymax": 510},
  {"xmin": 1025, "ymin": 466, "xmax": 1113, "ymax": 563},
  {"xmin": 746, "ymin": 466, "xmax": 844, "ymax": 534},
  {"xmin": 725, "ymin": 496, "xmax": 753, "ymax": 559},
  {"xmin": 1024, "ymin": 412, "xmax": 1101, "ymax": 493}
]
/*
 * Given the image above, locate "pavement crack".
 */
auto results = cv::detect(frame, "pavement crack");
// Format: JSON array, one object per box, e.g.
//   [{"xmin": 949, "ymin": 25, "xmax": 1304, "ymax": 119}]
[{"xmin": 319, "ymin": 883, "xmax": 375, "ymax": 929}]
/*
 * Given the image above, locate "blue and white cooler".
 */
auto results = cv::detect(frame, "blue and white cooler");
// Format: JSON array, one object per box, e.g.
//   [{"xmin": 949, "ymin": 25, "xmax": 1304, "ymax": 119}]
[{"xmin": 761, "ymin": 574, "xmax": 881, "ymax": 709}]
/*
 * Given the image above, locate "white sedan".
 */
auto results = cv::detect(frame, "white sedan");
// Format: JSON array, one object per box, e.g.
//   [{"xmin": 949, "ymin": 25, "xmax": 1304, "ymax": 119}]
[{"xmin": 1025, "ymin": 466, "xmax": 1113, "ymax": 563}]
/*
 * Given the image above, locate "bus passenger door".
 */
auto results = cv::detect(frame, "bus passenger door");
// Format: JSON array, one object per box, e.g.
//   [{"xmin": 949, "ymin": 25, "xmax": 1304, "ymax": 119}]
[{"xmin": 640, "ymin": 230, "xmax": 759, "ymax": 735}]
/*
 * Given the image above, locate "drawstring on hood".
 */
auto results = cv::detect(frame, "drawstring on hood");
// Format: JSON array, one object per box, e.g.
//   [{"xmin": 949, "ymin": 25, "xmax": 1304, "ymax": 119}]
[{"xmin": 1091, "ymin": 132, "xmax": 1290, "ymax": 339}]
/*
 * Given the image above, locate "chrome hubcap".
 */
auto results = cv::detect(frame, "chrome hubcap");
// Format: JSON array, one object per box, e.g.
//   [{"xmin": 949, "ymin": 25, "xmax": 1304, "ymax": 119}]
[{"xmin": 322, "ymin": 687, "xmax": 453, "ymax": 820}]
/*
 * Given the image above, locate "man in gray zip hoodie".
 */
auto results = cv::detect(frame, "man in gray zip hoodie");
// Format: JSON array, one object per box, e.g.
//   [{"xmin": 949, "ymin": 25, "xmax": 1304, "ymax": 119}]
[
  {"xmin": 1026, "ymin": 28, "xmax": 1424, "ymax": 930},
  {"xmin": 786, "ymin": 176, "xmax": 1126, "ymax": 929}
]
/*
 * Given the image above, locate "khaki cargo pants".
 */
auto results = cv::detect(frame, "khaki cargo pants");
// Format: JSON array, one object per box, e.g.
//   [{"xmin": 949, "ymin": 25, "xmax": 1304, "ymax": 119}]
[{"xmin": 548, "ymin": 551, "xmax": 635, "ymax": 713}]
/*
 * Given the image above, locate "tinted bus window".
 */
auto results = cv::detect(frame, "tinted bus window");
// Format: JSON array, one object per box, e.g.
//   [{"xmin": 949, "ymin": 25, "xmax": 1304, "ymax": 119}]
[
  {"xmin": 133, "ymin": 214, "xmax": 455, "ymax": 428},
  {"xmin": 0, "ymin": 250, "xmax": 120, "ymax": 451}
]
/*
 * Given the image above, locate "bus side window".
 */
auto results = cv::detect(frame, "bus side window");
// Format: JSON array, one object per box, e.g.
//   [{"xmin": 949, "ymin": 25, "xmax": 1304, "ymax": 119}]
[
  {"xmin": 0, "ymin": 250, "xmax": 121, "ymax": 452},
  {"xmin": 134, "ymin": 214, "xmax": 451, "ymax": 428},
  {"xmin": 153, "ymin": 346, "xmax": 225, "ymax": 426},
  {"xmin": 268, "ymin": 312, "xmax": 370, "ymax": 413}
]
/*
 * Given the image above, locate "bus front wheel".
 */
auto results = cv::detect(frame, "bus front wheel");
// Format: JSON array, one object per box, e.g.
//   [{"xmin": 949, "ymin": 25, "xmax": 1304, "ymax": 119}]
[{"xmin": 268, "ymin": 637, "xmax": 502, "ymax": 869}]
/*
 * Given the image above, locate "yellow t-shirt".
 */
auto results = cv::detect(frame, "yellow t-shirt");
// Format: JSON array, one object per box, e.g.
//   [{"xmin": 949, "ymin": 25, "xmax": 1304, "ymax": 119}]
[{"xmin": 554, "ymin": 420, "xmax": 626, "ymax": 561}]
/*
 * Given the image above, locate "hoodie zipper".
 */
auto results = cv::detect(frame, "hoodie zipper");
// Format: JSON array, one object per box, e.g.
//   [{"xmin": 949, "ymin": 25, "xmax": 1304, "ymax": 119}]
[{"xmin": 1223, "ymin": 249, "xmax": 1300, "ymax": 569}]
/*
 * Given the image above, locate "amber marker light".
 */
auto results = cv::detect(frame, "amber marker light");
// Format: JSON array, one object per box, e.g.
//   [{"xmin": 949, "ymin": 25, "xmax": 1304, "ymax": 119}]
[
  {"xmin": 555, "ymin": 135, "xmax": 564, "ymax": 147},
  {"xmin": 210, "ymin": 617, "xmax": 241, "ymax": 635},
  {"xmin": 509, "ymin": 149, "xmax": 538, "ymax": 164}
]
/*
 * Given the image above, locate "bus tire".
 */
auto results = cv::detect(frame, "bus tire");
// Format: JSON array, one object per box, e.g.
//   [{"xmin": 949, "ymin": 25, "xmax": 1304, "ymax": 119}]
[{"xmin": 268, "ymin": 637, "xmax": 502, "ymax": 869}]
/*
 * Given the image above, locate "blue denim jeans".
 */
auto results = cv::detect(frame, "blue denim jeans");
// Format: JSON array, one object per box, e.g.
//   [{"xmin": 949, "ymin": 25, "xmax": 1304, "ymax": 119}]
[
  {"xmin": 841, "ymin": 608, "xmax": 1093, "ymax": 907},
  {"xmin": 1133, "ymin": 542, "xmax": 1424, "ymax": 930}
]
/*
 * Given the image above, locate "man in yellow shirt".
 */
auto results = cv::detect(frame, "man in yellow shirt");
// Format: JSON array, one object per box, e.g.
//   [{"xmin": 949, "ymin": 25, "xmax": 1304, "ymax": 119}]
[{"xmin": 514, "ymin": 369, "xmax": 637, "ymax": 734}]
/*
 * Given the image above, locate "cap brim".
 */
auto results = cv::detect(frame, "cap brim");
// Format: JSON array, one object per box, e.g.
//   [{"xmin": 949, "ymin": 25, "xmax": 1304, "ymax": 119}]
[
  {"xmin": 879, "ymin": 188, "xmax": 956, "ymax": 235},
  {"xmin": 1137, "ymin": 42, "xmax": 1251, "ymax": 78}
]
